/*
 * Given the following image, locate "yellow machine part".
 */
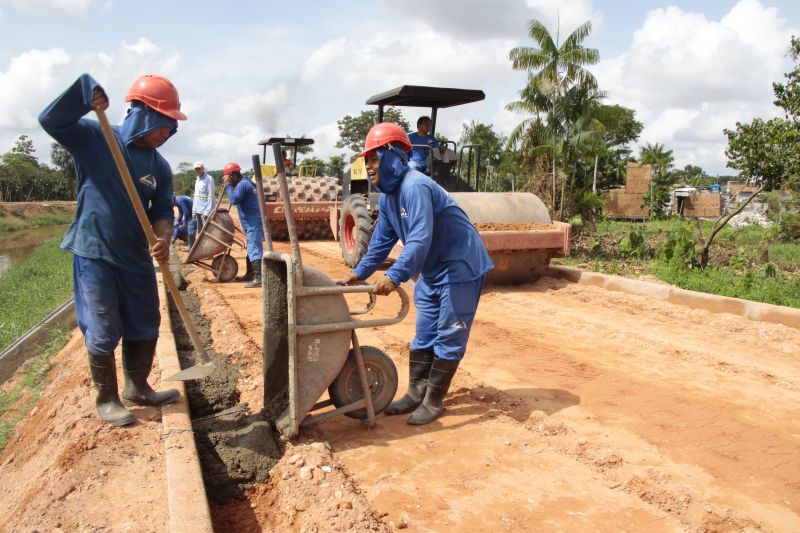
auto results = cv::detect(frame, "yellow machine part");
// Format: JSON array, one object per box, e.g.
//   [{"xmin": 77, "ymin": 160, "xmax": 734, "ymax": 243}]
[{"xmin": 350, "ymin": 156, "xmax": 368, "ymax": 182}]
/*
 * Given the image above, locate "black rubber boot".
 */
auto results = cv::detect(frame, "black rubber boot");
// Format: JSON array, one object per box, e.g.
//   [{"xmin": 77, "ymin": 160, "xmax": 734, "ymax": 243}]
[
  {"xmin": 121, "ymin": 339, "xmax": 179, "ymax": 406},
  {"xmin": 245, "ymin": 259, "xmax": 261, "ymax": 289},
  {"xmin": 236, "ymin": 256, "xmax": 254, "ymax": 282},
  {"xmin": 88, "ymin": 353, "xmax": 135, "ymax": 427},
  {"xmin": 384, "ymin": 350, "xmax": 434, "ymax": 415},
  {"xmin": 407, "ymin": 357, "xmax": 460, "ymax": 425}
]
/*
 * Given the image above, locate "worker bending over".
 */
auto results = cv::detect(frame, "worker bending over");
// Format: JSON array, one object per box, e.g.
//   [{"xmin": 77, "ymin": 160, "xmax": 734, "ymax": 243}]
[
  {"xmin": 340, "ymin": 123, "xmax": 493, "ymax": 425},
  {"xmin": 39, "ymin": 73, "xmax": 184, "ymax": 426},
  {"xmin": 222, "ymin": 162, "xmax": 264, "ymax": 288}
]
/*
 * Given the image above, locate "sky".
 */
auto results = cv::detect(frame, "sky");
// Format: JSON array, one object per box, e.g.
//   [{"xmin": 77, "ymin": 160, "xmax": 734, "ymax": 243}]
[{"xmin": 0, "ymin": 0, "xmax": 798, "ymax": 176}]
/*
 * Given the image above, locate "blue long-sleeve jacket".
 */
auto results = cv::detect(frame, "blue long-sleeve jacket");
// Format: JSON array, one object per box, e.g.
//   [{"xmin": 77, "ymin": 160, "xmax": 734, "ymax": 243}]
[
  {"xmin": 39, "ymin": 74, "xmax": 177, "ymax": 274},
  {"xmin": 225, "ymin": 179, "xmax": 262, "ymax": 230},
  {"xmin": 174, "ymin": 195, "xmax": 193, "ymax": 225},
  {"xmin": 352, "ymin": 147, "xmax": 492, "ymax": 286}
]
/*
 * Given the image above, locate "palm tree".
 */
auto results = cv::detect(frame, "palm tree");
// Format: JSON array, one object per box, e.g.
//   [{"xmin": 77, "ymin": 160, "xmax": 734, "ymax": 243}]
[
  {"xmin": 507, "ymin": 17, "xmax": 601, "ymax": 217},
  {"xmin": 639, "ymin": 142, "xmax": 674, "ymax": 178}
]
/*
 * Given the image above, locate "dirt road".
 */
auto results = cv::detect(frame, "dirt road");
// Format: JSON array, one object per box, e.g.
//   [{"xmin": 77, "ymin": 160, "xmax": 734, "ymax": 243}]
[
  {"xmin": 201, "ymin": 238, "xmax": 800, "ymax": 532},
  {"xmin": 1, "ymin": 230, "xmax": 798, "ymax": 532}
]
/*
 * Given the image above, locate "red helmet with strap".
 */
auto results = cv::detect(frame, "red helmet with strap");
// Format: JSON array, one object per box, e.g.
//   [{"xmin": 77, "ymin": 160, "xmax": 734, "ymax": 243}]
[
  {"xmin": 358, "ymin": 122, "xmax": 412, "ymax": 157},
  {"xmin": 125, "ymin": 74, "xmax": 187, "ymax": 121},
  {"xmin": 223, "ymin": 162, "xmax": 241, "ymax": 176}
]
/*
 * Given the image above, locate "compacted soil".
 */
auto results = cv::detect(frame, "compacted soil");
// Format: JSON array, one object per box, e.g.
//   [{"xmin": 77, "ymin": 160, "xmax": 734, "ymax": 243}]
[{"xmin": 1, "ymin": 208, "xmax": 799, "ymax": 532}]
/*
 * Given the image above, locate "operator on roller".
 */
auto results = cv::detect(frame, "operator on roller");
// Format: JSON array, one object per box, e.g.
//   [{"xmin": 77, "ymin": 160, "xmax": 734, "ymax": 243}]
[
  {"xmin": 39, "ymin": 73, "xmax": 185, "ymax": 427},
  {"xmin": 222, "ymin": 162, "xmax": 263, "ymax": 288},
  {"xmin": 407, "ymin": 115, "xmax": 438, "ymax": 175},
  {"xmin": 339, "ymin": 123, "xmax": 493, "ymax": 425}
]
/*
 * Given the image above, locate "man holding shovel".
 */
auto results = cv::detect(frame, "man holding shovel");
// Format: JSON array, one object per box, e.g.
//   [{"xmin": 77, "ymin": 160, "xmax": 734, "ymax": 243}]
[{"xmin": 39, "ymin": 73, "xmax": 185, "ymax": 427}]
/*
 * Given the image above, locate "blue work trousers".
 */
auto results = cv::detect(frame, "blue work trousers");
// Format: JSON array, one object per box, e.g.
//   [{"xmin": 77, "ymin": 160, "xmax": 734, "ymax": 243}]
[
  {"xmin": 243, "ymin": 222, "xmax": 263, "ymax": 261},
  {"xmin": 73, "ymin": 255, "xmax": 160, "ymax": 354},
  {"xmin": 411, "ymin": 275, "xmax": 487, "ymax": 361}
]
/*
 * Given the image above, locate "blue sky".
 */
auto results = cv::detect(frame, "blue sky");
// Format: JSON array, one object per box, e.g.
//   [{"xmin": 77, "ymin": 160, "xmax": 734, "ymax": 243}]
[{"xmin": 0, "ymin": 0, "xmax": 797, "ymax": 175}]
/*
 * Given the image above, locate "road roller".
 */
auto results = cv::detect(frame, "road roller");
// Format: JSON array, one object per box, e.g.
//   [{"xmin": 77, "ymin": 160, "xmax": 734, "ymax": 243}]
[{"xmin": 337, "ymin": 85, "xmax": 571, "ymax": 284}]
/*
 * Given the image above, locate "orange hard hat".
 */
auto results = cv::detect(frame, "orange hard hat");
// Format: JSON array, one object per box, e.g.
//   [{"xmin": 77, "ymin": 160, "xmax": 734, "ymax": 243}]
[
  {"xmin": 358, "ymin": 122, "xmax": 412, "ymax": 158},
  {"xmin": 223, "ymin": 162, "xmax": 241, "ymax": 176},
  {"xmin": 125, "ymin": 74, "xmax": 187, "ymax": 121}
]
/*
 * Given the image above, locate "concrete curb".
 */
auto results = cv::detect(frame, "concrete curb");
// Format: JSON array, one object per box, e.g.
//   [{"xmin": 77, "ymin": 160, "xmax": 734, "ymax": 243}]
[
  {"xmin": 0, "ymin": 298, "xmax": 76, "ymax": 384},
  {"xmin": 547, "ymin": 264, "xmax": 800, "ymax": 330},
  {"xmin": 156, "ymin": 273, "xmax": 214, "ymax": 533}
]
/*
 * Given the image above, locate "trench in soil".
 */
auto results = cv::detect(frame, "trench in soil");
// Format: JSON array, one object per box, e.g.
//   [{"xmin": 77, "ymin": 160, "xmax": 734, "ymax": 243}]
[{"xmin": 166, "ymin": 257, "xmax": 283, "ymax": 505}]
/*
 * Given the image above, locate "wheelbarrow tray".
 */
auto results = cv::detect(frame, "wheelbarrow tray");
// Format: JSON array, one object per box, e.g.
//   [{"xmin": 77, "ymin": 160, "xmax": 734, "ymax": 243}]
[{"xmin": 185, "ymin": 209, "xmax": 242, "ymax": 263}]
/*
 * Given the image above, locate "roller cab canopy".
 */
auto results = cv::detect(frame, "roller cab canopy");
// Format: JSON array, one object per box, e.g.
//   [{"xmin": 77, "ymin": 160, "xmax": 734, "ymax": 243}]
[
  {"xmin": 366, "ymin": 85, "xmax": 485, "ymax": 134},
  {"xmin": 258, "ymin": 136, "xmax": 315, "ymax": 164}
]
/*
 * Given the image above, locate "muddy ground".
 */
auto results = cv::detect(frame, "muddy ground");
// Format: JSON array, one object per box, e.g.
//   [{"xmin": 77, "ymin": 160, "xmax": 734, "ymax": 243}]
[{"xmin": 1, "ymin": 207, "xmax": 799, "ymax": 531}]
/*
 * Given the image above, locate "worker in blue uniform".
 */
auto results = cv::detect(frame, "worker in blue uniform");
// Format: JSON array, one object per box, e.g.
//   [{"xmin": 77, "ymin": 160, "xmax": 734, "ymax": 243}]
[
  {"xmin": 407, "ymin": 116, "xmax": 439, "ymax": 175},
  {"xmin": 172, "ymin": 195, "xmax": 194, "ymax": 246},
  {"xmin": 340, "ymin": 123, "xmax": 493, "ymax": 425},
  {"xmin": 222, "ymin": 162, "xmax": 263, "ymax": 288},
  {"xmin": 39, "ymin": 73, "xmax": 186, "ymax": 427}
]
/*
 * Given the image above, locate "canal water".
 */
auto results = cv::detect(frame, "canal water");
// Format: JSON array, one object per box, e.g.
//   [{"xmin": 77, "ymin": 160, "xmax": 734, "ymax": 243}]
[{"xmin": 0, "ymin": 225, "xmax": 69, "ymax": 277}]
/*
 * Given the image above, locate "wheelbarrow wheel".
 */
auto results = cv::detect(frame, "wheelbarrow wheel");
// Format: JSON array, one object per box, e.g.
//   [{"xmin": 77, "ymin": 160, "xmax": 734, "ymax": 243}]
[
  {"xmin": 211, "ymin": 254, "xmax": 238, "ymax": 282},
  {"xmin": 328, "ymin": 346, "xmax": 398, "ymax": 419}
]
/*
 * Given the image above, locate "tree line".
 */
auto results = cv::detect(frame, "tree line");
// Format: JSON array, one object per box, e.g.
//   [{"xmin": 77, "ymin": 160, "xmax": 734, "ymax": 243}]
[{"xmin": 0, "ymin": 135, "xmax": 75, "ymax": 202}]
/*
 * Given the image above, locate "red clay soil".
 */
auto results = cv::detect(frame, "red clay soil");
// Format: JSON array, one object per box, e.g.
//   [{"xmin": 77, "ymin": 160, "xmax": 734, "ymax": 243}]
[
  {"xmin": 474, "ymin": 222, "xmax": 554, "ymax": 231},
  {"xmin": 2, "ymin": 208, "xmax": 800, "ymax": 531}
]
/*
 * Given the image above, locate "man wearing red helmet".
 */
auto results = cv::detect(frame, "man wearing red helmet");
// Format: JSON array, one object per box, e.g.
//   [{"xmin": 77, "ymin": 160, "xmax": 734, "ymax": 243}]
[
  {"xmin": 39, "ymin": 73, "xmax": 185, "ymax": 427},
  {"xmin": 222, "ymin": 162, "xmax": 263, "ymax": 288},
  {"xmin": 340, "ymin": 123, "xmax": 493, "ymax": 425}
]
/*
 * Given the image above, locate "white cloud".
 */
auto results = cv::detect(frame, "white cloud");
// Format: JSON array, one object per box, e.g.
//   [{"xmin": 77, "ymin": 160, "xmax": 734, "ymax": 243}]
[
  {"xmin": 379, "ymin": 0, "xmax": 598, "ymax": 41},
  {"xmin": 121, "ymin": 38, "xmax": 161, "ymax": 56},
  {"xmin": 595, "ymin": 0, "xmax": 796, "ymax": 174},
  {"xmin": 8, "ymin": 0, "xmax": 105, "ymax": 17}
]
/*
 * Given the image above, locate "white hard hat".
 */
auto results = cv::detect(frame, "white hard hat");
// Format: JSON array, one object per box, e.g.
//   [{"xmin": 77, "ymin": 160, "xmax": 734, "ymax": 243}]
[{"xmin": 193, "ymin": 161, "xmax": 204, "ymax": 169}]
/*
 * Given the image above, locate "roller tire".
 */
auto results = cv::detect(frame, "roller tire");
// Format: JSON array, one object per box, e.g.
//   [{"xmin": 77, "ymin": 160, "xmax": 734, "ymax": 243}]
[
  {"xmin": 339, "ymin": 195, "xmax": 373, "ymax": 267},
  {"xmin": 264, "ymin": 176, "xmax": 341, "ymax": 240},
  {"xmin": 328, "ymin": 346, "xmax": 398, "ymax": 419}
]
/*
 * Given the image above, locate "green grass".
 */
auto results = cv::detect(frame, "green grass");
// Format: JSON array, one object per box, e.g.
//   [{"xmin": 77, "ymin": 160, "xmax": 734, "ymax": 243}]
[
  {"xmin": 0, "ymin": 211, "xmax": 73, "ymax": 232},
  {"xmin": 648, "ymin": 263, "xmax": 800, "ymax": 308},
  {"xmin": 0, "ymin": 236, "xmax": 73, "ymax": 352},
  {"xmin": 0, "ymin": 328, "xmax": 70, "ymax": 450},
  {"xmin": 768, "ymin": 243, "xmax": 800, "ymax": 270},
  {"xmin": 569, "ymin": 218, "xmax": 800, "ymax": 308}
]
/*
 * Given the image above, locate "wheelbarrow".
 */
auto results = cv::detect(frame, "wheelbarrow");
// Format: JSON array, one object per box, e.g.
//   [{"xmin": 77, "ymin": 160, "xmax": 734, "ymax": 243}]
[
  {"xmin": 253, "ymin": 148, "xmax": 409, "ymax": 438},
  {"xmin": 184, "ymin": 189, "xmax": 246, "ymax": 282}
]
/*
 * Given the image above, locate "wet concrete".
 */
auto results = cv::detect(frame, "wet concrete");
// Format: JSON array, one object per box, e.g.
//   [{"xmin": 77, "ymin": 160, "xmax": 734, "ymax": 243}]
[{"xmin": 167, "ymin": 256, "xmax": 281, "ymax": 504}]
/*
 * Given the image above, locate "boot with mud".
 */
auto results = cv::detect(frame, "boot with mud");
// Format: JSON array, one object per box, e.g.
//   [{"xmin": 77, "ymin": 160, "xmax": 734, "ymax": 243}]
[
  {"xmin": 245, "ymin": 259, "xmax": 261, "ymax": 289},
  {"xmin": 121, "ymin": 339, "xmax": 179, "ymax": 406},
  {"xmin": 236, "ymin": 256, "xmax": 254, "ymax": 282},
  {"xmin": 384, "ymin": 349, "xmax": 434, "ymax": 415},
  {"xmin": 88, "ymin": 352, "xmax": 135, "ymax": 427},
  {"xmin": 407, "ymin": 357, "xmax": 460, "ymax": 425}
]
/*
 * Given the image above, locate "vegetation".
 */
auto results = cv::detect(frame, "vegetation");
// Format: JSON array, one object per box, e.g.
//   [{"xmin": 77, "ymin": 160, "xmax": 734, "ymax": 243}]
[
  {"xmin": 0, "ymin": 236, "xmax": 73, "ymax": 352},
  {"xmin": 0, "ymin": 210, "xmax": 73, "ymax": 232},
  {"xmin": 0, "ymin": 328, "xmax": 70, "ymax": 451},
  {"xmin": 0, "ymin": 136, "xmax": 76, "ymax": 202},
  {"xmin": 564, "ymin": 218, "xmax": 800, "ymax": 308}
]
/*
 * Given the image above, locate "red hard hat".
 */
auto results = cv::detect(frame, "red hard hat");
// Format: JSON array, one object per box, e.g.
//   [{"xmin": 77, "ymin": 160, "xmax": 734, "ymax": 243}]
[
  {"xmin": 357, "ymin": 122, "xmax": 412, "ymax": 158},
  {"xmin": 223, "ymin": 162, "xmax": 241, "ymax": 176},
  {"xmin": 125, "ymin": 74, "xmax": 187, "ymax": 121}
]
